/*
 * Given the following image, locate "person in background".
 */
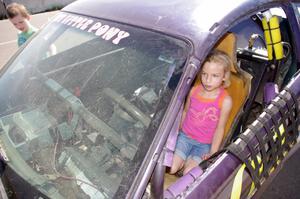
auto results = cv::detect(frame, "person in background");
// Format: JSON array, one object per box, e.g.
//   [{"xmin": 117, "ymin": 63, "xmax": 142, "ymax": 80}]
[
  {"xmin": 6, "ymin": 2, "xmax": 38, "ymax": 47},
  {"xmin": 170, "ymin": 50, "xmax": 233, "ymax": 175}
]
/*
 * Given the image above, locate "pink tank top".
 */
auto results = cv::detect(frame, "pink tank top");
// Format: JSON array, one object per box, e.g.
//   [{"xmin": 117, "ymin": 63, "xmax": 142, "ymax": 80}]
[{"xmin": 182, "ymin": 86, "xmax": 228, "ymax": 144}]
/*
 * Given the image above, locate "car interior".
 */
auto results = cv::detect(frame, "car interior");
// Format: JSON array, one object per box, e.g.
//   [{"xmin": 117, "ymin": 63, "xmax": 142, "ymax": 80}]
[{"xmin": 157, "ymin": 7, "xmax": 295, "ymax": 198}]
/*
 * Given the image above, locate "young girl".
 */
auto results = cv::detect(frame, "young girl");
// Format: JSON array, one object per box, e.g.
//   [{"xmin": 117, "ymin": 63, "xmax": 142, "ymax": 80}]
[{"xmin": 170, "ymin": 50, "xmax": 233, "ymax": 175}]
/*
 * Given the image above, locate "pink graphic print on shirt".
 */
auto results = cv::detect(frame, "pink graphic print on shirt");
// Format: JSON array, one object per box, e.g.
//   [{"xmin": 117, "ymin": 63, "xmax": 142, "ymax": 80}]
[{"xmin": 189, "ymin": 106, "xmax": 218, "ymax": 123}]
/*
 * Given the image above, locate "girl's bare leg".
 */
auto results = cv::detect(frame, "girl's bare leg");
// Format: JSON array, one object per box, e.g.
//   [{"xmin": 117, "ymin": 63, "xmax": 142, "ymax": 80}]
[{"xmin": 170, "ymin": 154, "xmax": 184, "ymax": 174}]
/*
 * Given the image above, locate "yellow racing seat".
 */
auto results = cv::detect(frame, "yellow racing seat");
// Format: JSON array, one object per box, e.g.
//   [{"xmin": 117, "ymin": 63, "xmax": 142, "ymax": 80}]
[
  {"xmin": 215, "ymin": 33, "xmax": 252, "ymax": 145},
  {"xmin": 193, "ymin": 33, "xmax": 251, "ymax": 146}
]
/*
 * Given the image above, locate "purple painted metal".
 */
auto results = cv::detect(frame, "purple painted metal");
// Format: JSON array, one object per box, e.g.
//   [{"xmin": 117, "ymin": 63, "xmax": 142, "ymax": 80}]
[
  {"xmin": 180, "ymin": 154, "xmax": 241, "ymax": 199},
  {"xmin": 63, "ymin": 0, "xmax": 284, "ymax": 60},
  {"xmin": 282, "ymin": 3, "xmax": 300, "ymax": 63},
  {"xmin": 163, "ymin": 104, "xmax": 183, "ymax": 167},
  {"xmin": 263, "ymin": 82, "xmax": 278, "ymax": 105},
  {"xmin": 288, "ymin": 72, "xmax": 300, "ymax": 96}
]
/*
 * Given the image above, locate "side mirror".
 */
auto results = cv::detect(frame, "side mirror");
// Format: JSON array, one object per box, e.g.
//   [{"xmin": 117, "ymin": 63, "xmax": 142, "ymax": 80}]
[{"xmin": 263, "ymin": 82, "xmax": 278, "ymax": 106}]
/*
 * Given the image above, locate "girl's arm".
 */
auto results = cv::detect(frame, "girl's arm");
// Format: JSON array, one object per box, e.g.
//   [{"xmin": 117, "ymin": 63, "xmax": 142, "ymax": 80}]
[{"xmin": 209, "ymin": 95, "xmax": 232, "ymax": 155}]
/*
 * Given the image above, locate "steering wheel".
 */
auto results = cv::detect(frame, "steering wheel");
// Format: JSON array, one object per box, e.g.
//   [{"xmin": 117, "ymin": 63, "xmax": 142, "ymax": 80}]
[{"xmin": 103, "ymin": 88, "xmax": 151, "ymax": 127}]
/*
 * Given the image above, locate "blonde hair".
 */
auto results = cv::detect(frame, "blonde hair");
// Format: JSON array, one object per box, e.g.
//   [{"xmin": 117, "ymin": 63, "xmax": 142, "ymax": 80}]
[
  {"xmin": 6, "ymin": 3, "xmax": 30, "ymax": 19},
  {"xmin": 204, "ymin": 49, "xmax": 231, "ymax": 88}
]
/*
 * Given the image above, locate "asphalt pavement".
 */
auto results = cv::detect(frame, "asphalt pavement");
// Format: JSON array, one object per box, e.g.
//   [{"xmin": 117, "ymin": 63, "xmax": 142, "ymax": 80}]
[
  {"xmin": 0, "ymin": 11, "xmax": 300, "ymax": 199},
  {"xmin": 261, "ymin": 149, "xmax": 300, "ymax": 199}
]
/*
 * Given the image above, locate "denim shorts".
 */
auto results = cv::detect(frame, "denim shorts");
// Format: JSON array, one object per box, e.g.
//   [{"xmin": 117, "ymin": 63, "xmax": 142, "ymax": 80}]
[{"xmin": 174, "ymin": 131, "xmax": 211, "ymax": 163}]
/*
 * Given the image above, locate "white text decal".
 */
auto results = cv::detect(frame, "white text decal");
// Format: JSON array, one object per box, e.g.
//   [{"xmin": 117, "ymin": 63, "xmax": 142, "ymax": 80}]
[{"xmin": 52, "ymin": 13, "xmax": 130, "ymax": 45}]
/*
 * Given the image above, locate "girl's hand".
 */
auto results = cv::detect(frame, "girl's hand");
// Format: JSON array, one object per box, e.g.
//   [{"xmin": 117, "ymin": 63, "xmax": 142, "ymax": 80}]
[{"xmin": 201, "ymin": 153, "xmax": 211, "ymax": 160}]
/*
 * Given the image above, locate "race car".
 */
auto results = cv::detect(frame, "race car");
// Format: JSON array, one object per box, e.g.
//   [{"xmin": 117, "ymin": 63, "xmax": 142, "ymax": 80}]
[{"xmin": 0, "ymin": 0, "xmax": 299, "ymax": 198}]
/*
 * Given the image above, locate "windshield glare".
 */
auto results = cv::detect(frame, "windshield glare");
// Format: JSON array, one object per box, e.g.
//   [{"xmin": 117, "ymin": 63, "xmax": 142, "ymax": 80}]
[{"xmin": 0, "ymin": 13, "xmax": 188, "ymax": 198}]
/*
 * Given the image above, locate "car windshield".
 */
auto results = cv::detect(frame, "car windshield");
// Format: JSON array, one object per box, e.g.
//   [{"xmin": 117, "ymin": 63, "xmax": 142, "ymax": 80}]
[{"xmin": 0, "ymin": 13, "xmax": 188, "ymax": 198}]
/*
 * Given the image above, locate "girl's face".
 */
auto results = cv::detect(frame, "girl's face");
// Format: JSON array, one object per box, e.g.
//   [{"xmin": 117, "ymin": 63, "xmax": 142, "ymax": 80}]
[
  {"xmin": 200, "ymin": 61, "xmax": 225, "ymax": 92},
  {"xmin": 10, "ymin": 14, "xmax": 30, "ymax": 32}
]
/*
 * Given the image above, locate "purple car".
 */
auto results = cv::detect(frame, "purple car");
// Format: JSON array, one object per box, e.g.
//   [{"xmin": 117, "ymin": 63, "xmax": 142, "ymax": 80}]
[{"xmin": 0, "ymin": 0, "xmax": 299, "ymax": 198}]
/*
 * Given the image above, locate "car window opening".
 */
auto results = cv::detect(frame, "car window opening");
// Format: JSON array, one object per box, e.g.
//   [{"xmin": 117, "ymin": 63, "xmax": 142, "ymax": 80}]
[
  {"xmin": 161, "ymin": 32, "xmax": 252, "ymax": 197},
  {"xmin": 161, "ymin": 7, "xmax": 296, "ymax": 199}
]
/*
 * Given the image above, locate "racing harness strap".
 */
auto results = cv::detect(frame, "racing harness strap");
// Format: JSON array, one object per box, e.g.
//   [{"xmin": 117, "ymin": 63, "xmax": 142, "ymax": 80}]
[{"xmin": 228, "ymin": 87, "xmax": 299, "ymax": 198}]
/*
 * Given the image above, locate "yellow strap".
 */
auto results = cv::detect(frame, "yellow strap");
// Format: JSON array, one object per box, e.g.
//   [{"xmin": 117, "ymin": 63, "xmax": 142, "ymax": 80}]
[
  {"xmin": 230, "ymin": 161, "xmax": 262, "ymax": 199},
  {"xmin": 231, "ymin": 164, "xmax": 246, "ymax": 199},
  {"xmin": 230, "ymin": 124, "xmax": 287, "ymax": 199}
]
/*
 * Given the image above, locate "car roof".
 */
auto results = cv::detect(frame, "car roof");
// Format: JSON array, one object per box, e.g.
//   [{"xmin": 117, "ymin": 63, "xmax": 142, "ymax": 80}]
[{"xmin": 63, "ymin": 0, "xmax": 288, "ymax": 57}]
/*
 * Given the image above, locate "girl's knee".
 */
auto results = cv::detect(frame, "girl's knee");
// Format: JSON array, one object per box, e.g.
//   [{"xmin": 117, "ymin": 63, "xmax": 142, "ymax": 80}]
[
  {"xmin": 183, "ymin": 159, "xmax": 198, "ymax": 175},
  {"xmin": 170, "ymin": 162, "xmax": 182, "ymax": 174},
  {"xmin": 169, "ymin": 166, "xmax": 178, "ymax": 174},
  {"xmin": 170, "ymin": 155, "xmax": 184, "ymax": 174}
]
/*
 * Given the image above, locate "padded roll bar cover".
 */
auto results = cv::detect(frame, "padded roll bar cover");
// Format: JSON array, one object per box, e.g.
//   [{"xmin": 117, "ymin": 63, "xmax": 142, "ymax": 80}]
[
  {"xmin": 164, "ymin": 167, "xmax": 203, "ymax": 198},
  {"xmin": 163, "ymin": 104, "xmax": 184, "ymax": 167}
]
